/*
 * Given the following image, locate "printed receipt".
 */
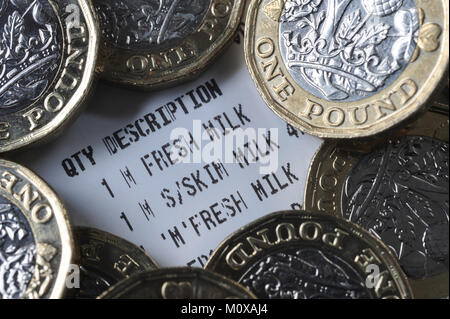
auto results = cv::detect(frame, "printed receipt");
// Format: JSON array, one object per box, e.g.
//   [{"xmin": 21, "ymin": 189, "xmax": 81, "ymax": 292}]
[{"xmin": 15, "ymin": 28, "xmax": 323, "ymax": 267}]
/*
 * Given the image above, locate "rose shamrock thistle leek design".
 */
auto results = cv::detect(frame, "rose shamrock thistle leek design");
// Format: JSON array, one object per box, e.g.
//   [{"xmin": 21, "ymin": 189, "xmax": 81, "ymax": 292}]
[
  {"xmin": 0, "ymin": 0, "xmax": 62, "ymax": 112},
  {"xmin": 279, "ymin": 0, "xmax": 419, "ymax": 102},
  {"xmin": 0, "ymin": 203, "xmax": 36, "ymax": 299}
]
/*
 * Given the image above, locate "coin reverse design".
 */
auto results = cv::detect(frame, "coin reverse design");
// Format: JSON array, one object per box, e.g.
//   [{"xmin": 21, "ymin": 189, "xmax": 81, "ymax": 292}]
[
  {"xmin": 206, "ymin": 211, "xmax": 413, "ymax": 299},
  {"xmin": 0, "ymin": 159, "xmax": 74, "ymax": 299},
  {"xmin": 74, "ymin": 227, "xmax": 159, "ymax": 299},
  {"xmin": 94, "ymin": 0, "xmax": 245, "ymax": 89},
  {"xmin": 303, "ymin": 110, "xmax": 449, "ymax": 298},
  {"xmin": 246, "ymin": 0, "xmax": 449, "ymax": 138},
  {"xmin": 0, "ymin": 0, "xmax": 99, "ymax": 153}
]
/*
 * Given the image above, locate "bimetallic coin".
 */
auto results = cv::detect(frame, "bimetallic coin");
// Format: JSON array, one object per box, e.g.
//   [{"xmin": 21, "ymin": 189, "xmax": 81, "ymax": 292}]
[
  {"xmin": 0, "ymin": 159, "xmax": 74, "ymax": 299},
  {"xmin": 74, "ymin": 227, "xmax": 159, "ymax": 299},
  {"xmin": 0, "ymin": 0, "xmax": 98, "ymax": 153},
  {"xmin": 303, "ymin": 110, "xmax": 449, "ymax": 298},
  {"xmin": 94, "ymin": 0, "xmax": 245, "ymax": 89},
  {"xmin": 99, "ymin": 267, "xmax": 256, "ymax": 299},
  {"xmin": 205, "ymin": 211, "xmax": 412, "ymax": 299},
  {"xmin": 245, "ymin": 0, "xmax": 449, "ymax": 138}
]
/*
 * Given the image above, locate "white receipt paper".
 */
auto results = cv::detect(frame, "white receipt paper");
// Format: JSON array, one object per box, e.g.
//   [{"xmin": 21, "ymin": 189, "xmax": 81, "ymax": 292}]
[{"xmin": 18, "ymin": 30, "xmax": 323, "ymax": 267}]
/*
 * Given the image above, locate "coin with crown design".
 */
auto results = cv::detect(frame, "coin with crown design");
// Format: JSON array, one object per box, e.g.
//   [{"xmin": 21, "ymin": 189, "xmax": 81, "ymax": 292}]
[
  {"xmin": 73, "ymin": 227, "xmax": 159, "ymax": 299},
  {"xmin": 303, "ymin": 109, "xmax": 449, "ymax": 298},
  {"xmin": 245, "ymin": 0, "xmax": 449, "ymax": 138},
  {"xmin": 0, "ymin": 159, "xmax": 74, "ymax": 299},
  {"xmin": 98, "ymin": 267, "xmax": 256, "ymax": 299},
  {"xmin": 205, "ymin": 210, "xmax": 413, "ymax": 299},
  {"xmin": 0, "ymin": 0, "xmax": 98, "ymax": 153},
  {"xmin": 93, "ymin": 0, "xmax": 245, "ymax": 90}
]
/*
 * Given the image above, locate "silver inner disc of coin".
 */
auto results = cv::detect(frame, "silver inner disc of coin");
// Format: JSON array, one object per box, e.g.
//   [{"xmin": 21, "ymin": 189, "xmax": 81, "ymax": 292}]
[
  {"xmin": 279, "ymin": 0, "xmax": 419, "ymax": 102},
  {"xmin": 94, "ymin": 0, "xmax": 210, "ymax": 51},
  {"xmin": 0, "ymin": 197, "xmax": 36, "ymax": 299},
  {"xmin": 240, "ymin": 247, "xmax": 369, "ymax": 299},
  {"xmin": 342, "ymin": 136, "xmax": 449, "ymax": 279},
  {"xmin": 0, "ymin": 0, "xmax": 63, "ymax": 115}
]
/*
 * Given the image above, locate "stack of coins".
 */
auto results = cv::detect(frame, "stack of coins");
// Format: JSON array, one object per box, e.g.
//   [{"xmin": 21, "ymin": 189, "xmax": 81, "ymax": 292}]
[
  {"xmin": 0, "ymin": 0, "xmax": 97, "ymax": 300},
  {"xmin": 241, "ymin": 0, "xmax": 449, "ymax": 299},
  {"xmin": 0, "ymin": 0, "xmax": 448, "ymax": 299}
]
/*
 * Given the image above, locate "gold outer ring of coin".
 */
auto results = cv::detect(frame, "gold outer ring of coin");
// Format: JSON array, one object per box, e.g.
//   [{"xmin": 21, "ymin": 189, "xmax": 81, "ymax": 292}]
[
  {"xmin": 98, "ymin": 267, "xmax": 257, "ymax": 299},
  {"xmin": 303, "ymin": 109, "xmax": 449, "ymax": 298},
  {"xmin": 245, "ymin": 0, "xmax": 449, "ymax": 139},
  {"xmin": 0, "ymin": 159, "xmax": 74, "ymax": 299},
  {"xmin": 205, "ymin": 210, "xmax": 413, "ymax": 299},
  {"xmin": 73, "ymin": 227, "xmax": 159, "ymax": 299},
  {"xmin": 95, "ymin": 0, "xmax": 245, "ymax": 90},
  {"xmin": 0, "ymin": 0, "xmax": 99, "ymax": 153}
]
